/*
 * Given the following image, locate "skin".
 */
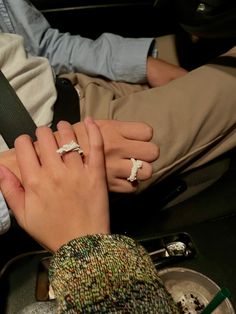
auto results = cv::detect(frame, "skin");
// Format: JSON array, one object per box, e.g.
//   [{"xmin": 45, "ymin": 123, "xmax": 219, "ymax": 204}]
[
  {"xmin": 147, "ymin": 57, "xmax": 188, "ymax": 87},
  {"xmin": 0, "ymin": 119, "xmax": 159, "ymax": 193},
  {"xmin": 0, "ymin": 55, "xmax": 186, "ymax": 195},
  {"xmin": 0, "ymin": 118, "xmax": 110, "ymax": 252},
  {"xmin": 0, "ymin": 119, "xmax": 180, "ymax": 313}
]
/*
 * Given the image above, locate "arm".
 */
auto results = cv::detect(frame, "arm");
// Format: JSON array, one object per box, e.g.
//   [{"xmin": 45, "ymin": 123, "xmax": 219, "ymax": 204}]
[
  {"xmin": 49, "ymin": 234, "xmax": 180, "ymax": 313},
  {"xmin": 0, "ymin": 119, "xmax": 159, "ymax": 193},
  {"xmin": 147, "ymin": 57, "xmax": 188, "ymax": 87},
  {"xmin": 4, "ymin": 0, "xmax": 153, "ymax": 83},
  {"xmin": 0, "ymin": 122, "xmax": 178, "ymax": 312},
  {"xmin": 5, "ymin": 0, "xmax": 186, "ymax": 86}
]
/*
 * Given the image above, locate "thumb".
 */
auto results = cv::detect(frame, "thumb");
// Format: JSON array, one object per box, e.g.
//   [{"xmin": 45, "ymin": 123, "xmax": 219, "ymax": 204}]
[{"xmin": 0, "ymin": 165, "xmax": 25, "ymax": 222}]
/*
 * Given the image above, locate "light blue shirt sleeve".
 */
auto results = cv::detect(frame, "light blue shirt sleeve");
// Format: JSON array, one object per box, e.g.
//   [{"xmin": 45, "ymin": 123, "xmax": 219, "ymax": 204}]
[
  {"xmin": 0, "ymin": 192, "xmax": 10, "ymax": 234},
  {"xmin": 2, "ymin": 0, "xmax": 154, "ymax": 83}
]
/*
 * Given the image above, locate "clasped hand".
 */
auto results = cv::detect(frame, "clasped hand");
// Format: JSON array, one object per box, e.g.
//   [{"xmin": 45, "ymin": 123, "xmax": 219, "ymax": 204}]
[{"xmin": 0, "ymin": 118, "xmax": 110, "ymax": 252}]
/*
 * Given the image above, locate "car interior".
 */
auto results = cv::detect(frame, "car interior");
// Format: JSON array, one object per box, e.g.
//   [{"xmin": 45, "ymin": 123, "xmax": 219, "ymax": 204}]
[{"xmin": 0, "ymin": 0, "xmax": 236, "ymax": 312}]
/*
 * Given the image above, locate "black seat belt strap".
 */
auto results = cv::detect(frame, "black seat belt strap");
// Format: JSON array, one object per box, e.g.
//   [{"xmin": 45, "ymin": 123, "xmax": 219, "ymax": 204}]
[
  {"xmin": 0, "ymin": 70, "xmax": 37, "ymax": 148},
  {"xmin": 209, "ymin": 56, "xmax": 236, "ymax": 68}
]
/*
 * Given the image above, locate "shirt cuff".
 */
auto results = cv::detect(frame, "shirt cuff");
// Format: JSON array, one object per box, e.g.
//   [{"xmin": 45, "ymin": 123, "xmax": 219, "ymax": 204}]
[
  {"xmin": 0, "ymin": 192, "xmax": 10, "ymax": 234},
  {"xmin": 113, "ymin": 37, "xmax": 155, "ymax": 83},
  {"xmin": 148, "ymin": 39, "xmax": 158, "ymax": 58}
]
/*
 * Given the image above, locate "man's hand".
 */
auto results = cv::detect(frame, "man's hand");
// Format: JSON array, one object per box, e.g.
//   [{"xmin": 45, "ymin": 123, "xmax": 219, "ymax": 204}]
[
  {"xmin": 72, "ymin": 120, "xmax": 159, "ymax": 192},
  {"xmin": 147, "ymin": 57, "xmax": 188, "ymax": 87}
]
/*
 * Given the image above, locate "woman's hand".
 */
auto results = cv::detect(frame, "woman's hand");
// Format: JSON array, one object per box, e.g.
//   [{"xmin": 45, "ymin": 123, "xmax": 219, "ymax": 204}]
[{"xmin": 0, "ymin": 118, "xmax": 110, "ymax": 252}]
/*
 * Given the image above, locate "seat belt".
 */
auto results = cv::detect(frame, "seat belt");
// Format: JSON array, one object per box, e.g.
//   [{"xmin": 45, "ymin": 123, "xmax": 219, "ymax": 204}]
[{"xmin": 0, "ymin": 70, "xmax": 37, "ymax": 149}]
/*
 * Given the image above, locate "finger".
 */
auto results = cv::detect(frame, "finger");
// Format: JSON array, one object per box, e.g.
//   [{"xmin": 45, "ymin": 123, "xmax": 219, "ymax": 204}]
[
  {"xmin": 108, "ymin": 159, "xmax": 153, "ymax": 182},
  {"xmin": 115, "ymin": 121, "xmax": 153, "ymax": 141},
  {"xmin": 0, "ymin": 165, "xmax": 25, "ymax": 224},
  {"xmin": 84, "ymin": 117, "xmax": 106, "ymax": 176},
  {"xmin": 36, "ymin": 126, "xmax": 62, "ymax": 168},
  {"xmin": 56, "ymin": 121, "xmax": 83, "ymax": 167},
  {"xmin": 123, "ymin": 140, "xmax": 159, "ymax": 163},
  {"xmin": 14, "ymin": 135, "xmax": 41, "ymax": 184},
  {"xmin": 108, "ymin": 177, "xmax": 138, "ymax": 193}
]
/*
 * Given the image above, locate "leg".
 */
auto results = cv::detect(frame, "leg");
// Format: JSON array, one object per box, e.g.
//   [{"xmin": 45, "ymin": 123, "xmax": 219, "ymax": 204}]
[
  {"xmin": 155, "ymin": 34, "xmax": 180, "ymax": 66},
  {"xmin": 61, "ymin": 72, "xmax": 149, "ymax": 119},
  {"xmin": 67, "ymin": 47, "xmax": 236, "ymax": 195}
]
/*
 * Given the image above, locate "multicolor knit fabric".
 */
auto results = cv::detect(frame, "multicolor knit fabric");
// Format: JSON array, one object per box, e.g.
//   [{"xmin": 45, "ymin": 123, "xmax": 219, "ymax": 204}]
[{"xmin": 49, "ymin": 234, "xmax": 180, "ymax": 313}]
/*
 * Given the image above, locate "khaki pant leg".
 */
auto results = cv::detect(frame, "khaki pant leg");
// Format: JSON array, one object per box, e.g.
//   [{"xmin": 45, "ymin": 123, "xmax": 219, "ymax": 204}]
[
  {"xmin": 65, "ymin": 48, "xmax": 236, "ymax": 195},
  {"xmin": 155, "ymin": 34, "xmax": 179, "ymax": 66},
  {"xmin": 61, "ymin": 72, "xmax": 148, "ymax": 118}
]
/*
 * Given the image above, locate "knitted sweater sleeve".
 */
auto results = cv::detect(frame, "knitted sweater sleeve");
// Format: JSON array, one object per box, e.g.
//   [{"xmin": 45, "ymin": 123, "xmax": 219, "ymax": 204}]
[{"xmin": 49, "ymin": 234, "xmax": 180, "ymax": 313}]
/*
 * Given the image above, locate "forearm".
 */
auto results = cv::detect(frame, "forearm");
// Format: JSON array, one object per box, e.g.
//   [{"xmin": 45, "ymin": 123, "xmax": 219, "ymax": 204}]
[
  {"xmin": 49, "ymin": 234, "xmax": 179, "ymax": 313},
  {"xmin": 42, "ymin": 32, "xmax": 154, "ymax": 83},
  {"xmin": 6, "ymin": 0, "xmax": 153, "ymax": 82}
]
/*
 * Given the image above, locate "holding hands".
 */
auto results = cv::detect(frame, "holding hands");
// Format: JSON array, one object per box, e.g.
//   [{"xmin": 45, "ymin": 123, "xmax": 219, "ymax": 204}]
[
  {"xmin": 0, "ymin": 119, "xmax": 159, "ymax": 194},
  {"xmin": 0, "ymin": 119, "xmax": 179, "ymax": 313},
  {"xmin": 0, "ymin": 118, "xmax": 110, "ymax": 252}
]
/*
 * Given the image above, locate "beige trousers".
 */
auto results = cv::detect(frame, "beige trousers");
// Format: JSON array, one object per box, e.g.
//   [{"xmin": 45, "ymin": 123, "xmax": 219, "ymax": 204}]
[{"xmin": 63, "ymin": 35, "xmax": 236, "ymax": 201}]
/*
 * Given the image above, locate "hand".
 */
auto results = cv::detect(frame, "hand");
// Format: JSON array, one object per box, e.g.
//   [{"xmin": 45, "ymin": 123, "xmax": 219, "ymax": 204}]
[
  {"xmin": 94, "ymin": 120, "xmax": 159, "ymax": 192},
  {"xmin": 57, "ymin": 120, "xmax": 159, "ymax": 193},
  {"xmin": 0, "ymin": 120, "xmax": 159, "ymax": 193},
  {"xmin": 147, "ymin": 57, "xmax": 188, "ymax": 87},
  {"xmin": 0, "ymin": 118, "xmax": 110, "ymax": 252}
]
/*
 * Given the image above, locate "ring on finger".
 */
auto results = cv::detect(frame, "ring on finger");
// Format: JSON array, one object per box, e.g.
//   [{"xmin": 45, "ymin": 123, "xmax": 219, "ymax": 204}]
[
  {"xmin": 56, "ymin": 140, "xmax": 84, "ymax": 156},
  {"xmin": 127, "ymin": 158, "xmax": 143, "ymax": 182}
]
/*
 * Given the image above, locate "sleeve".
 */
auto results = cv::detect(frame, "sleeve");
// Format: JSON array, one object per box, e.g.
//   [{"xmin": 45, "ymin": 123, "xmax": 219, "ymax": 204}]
[
  {"xmin": 6, "ymin": 0, "xmax": 154, "ymax": 83},
  {"xmin": 0, "ymin": 192, "xmax": 10, "ymax": 234},
  {"xmin": 49, "ymin": 234, "xmax": 180, "ymax": 313}
]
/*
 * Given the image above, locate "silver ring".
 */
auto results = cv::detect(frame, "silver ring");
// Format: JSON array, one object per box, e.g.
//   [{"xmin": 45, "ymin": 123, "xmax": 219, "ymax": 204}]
[
  {"xmin": 56, "ymin": 140, "xmax": 84, "ymax": 156},
  {"xmin": 127, "ymin": 158, "xmax": 143, "ymax": 182}
]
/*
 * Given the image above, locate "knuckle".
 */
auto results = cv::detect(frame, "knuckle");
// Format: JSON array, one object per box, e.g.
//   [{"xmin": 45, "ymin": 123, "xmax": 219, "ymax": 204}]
[
  {"xmin": 145, "ymin": 164, "xmax": 153, "ymax": 179},
  {"xmin": 150, "ymin": 144, "xmax": 160, "ymax": 160},
  {"xmin": 25, "ymin": 176, "xmax": 40, "ymax": 190},
  {"xmin": 143, "ymin": 142, "xmax": 159, "ymax": 161},
  {"xmin": 35, "ymin": 125, "xmax": 50, "ymax": 137},
  {"xmin": 49, "ymin": 170, "xmax": 64, "ymax": 184},
  {"xmin": 93, "ymin": 142, "xmax": 103, "ymax": 152},
  {"xmin": 141, "ymin": 163, "xmax": 153, "ymax": 180},
  {"xmin": 14, "ymin": 134, "xmax": 31, "ymax": 146},
  {"xmin": 142, "ymin": 123, "xmax": 153, "ymax": 140}
]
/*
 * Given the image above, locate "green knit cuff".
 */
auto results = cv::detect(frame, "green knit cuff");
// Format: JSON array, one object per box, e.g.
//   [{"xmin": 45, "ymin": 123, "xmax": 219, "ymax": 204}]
[
  {"xmin": 49, "ymin": 234, "xmax": 158, "ymax": 284},
  {"xmin": 48, "ymin": 234, "xmax": 178, "ymax": 313}
]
